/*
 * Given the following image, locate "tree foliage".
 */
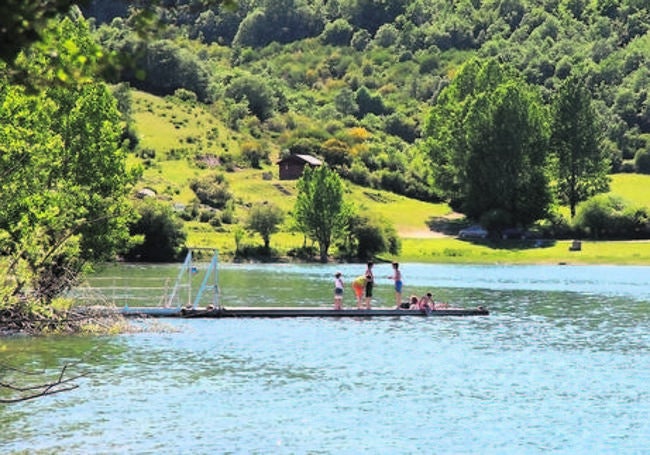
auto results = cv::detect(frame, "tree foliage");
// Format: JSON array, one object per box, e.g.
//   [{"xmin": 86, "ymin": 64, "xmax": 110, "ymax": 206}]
[
  {"xmin": 0, "ymin": 31, "xmax": 138, "ymax": 308},
  {"xmin": 424, "ymin": 58, "xmax": 551, "ymax": 226},
  {"xmin": 574, "ymin": 194, "xmax": 649, "ymax": 239},
  {"xmin": 293, "ymin": 166, "xmax": 351, "ymax": 262},
  {"xmin": 551, "ymin": 74, "xmax": 610, "ymax": 218},
  {"xmin": 246, "ymin": 202, "xmax": 284, "ymax": 250},
  {"xmin": 123, "ymin": 199, "xmax": 187, "ymax": 262},
  {"xmin": 0, "ymin": 0, "xmax": 85, "ymax": 65}
]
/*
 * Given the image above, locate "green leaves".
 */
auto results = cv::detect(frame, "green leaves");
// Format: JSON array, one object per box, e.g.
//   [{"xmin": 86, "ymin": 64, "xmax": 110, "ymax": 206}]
[
  {"xmin": 0, "ymin": 71, "xmax": 136, "ymax": 308},
  {"xmin": 246, "ymin": 203, "xmax": 285, "ymax": 249},
  {"xmin": 424, "ymin": 57, "xmax": 551, "ymax": 226},
  {"xmin": 293, "ymin": 166, "xmax": 350, "ymax": 262},
  {"xmin": 551, "ymin": 74, "xmax": 610, "ymax": 218}
]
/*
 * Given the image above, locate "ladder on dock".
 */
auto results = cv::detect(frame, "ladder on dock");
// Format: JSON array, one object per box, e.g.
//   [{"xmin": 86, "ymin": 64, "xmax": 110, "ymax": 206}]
[{"xmin": 165, "ymin": 248, "xmax": 220, "ymax": 309}]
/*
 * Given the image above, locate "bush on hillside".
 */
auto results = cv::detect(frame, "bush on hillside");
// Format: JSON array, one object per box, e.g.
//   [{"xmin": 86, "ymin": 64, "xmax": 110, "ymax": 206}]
[
  {"xmin": 189, "ymin": 173, "xmax": 233, "ymax": 209},
  {"xmin": 337, "ymin": 215, "xmax": 400, "ymax": 260},
  {"xmin": 573, "ymin": 194, "xmax": 650, "ymax": 239},
  {"xmin": 124, "ymin": 199, "xmax": 187, "ymax": 262},
  {"xmin": 320, "ymin": 19, "xmax": 353, "ymax": 46},
  {"xmin": 634, "ymin": 148, "xmax": 650, "ymax": 174}
]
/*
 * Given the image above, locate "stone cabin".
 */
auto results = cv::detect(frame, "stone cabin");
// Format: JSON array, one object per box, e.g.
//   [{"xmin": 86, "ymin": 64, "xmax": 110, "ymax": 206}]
[{"xmin": 277, "ymin": 154, "xmax": 322, "ymax": 180}]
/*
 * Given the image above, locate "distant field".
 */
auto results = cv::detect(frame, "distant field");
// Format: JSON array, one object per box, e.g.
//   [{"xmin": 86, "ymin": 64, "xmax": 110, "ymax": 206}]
[
  {"xmin": 609, "ymin": 173, "xmax": 650, "ymax": 207},
  {"xmin": 397, "ymin": 238, "xmax": 650, "ymax": 265}
]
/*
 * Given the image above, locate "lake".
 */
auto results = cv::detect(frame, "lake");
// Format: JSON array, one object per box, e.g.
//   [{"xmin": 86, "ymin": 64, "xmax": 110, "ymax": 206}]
[{"xmin": 2, "ymin": 263, "xmax": 650, "ymax": 454}]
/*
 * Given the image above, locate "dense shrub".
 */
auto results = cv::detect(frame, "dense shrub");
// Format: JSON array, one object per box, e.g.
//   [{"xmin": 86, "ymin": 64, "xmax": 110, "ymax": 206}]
[
  {"xmin": 345, "ymin": 161, "xmax": 371, "ymax": 186},
  {"xmin": 338, "ymin": 215, "xmax": 401, "ymax": 260},
  {"xmin": 320, "ymin": 138, "xmax": 351, "ymax": 167},
  {"xmin": 320, "ymin": 19, "xmax": 353, "ymax": 46},
  {"xmin": 189, "ymin": 173, "xmax": 233, "ymax": 209},
  {"xmin": 634, "ymin": 148, "xmax": 650, "ymax": 174},
  {"xmin": 240, "ymin": 141, "xmax": 269, "ymax": 168},
  {"xmin": 573, "ymin": 194, "xmax": 650, "ymax": 239},
  {"xmin": 384, "ymin": 113, "xmax": 419, "ymax": 142},
  {"xmin": 536, "ymin": 211, "xmax": 573, "ymax": 239},
  {"xmin": 287, "ymin": 137, "xmax": 322, "ymax": 156},
  {"xmin": 355, "ymin": 86, "xmax": 391, "ymax": 117},
  {"xmin": 124, "ymin": 199, "xmax": 187, "ymax": 262}
]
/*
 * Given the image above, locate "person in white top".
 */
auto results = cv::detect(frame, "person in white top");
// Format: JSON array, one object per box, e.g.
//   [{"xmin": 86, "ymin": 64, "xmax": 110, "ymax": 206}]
[{"xmin": 333, "ymin": 271, "xmax": 344, "ymax": 310}]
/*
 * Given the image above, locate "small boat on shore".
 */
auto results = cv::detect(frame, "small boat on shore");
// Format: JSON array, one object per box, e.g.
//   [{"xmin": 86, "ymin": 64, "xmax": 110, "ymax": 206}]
[{"xmin": 119, "ymin": 306, "xmax": 489, "ymax": 318}]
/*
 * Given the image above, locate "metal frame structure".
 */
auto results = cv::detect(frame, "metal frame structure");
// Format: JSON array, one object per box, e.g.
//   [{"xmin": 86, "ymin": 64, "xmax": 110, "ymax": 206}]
[{"xmin": 166, "ymin": 248, "xmax": 220, "ymax": 309}]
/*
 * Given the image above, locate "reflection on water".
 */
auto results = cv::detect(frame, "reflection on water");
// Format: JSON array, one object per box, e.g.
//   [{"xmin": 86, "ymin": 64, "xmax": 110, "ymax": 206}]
[{"xmin": 2, "ymin": 263, "xmax": 650, "ymax": 454}]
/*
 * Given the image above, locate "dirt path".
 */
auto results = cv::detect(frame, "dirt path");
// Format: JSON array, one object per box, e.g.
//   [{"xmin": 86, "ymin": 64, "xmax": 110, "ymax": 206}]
[{"xmin": 399, "ymin": 229, "xmax": 451, "ymax": 239}]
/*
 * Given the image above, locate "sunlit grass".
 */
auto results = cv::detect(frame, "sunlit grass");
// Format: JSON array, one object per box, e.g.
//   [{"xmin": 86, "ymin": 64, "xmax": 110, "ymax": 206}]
[
  {"xmin": 609, "ymin": 173, "xmax": 650, "ymax": 207},
  {"xmin": 397, "ymin": 238, "xmax": 650, "ymax": 264}
]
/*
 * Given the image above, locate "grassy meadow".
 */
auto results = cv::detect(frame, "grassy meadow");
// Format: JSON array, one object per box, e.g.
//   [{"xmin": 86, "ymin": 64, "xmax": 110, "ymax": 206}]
[{"xmin": 130, "ymin": 90, "xmax": 650, "ymax": 265}]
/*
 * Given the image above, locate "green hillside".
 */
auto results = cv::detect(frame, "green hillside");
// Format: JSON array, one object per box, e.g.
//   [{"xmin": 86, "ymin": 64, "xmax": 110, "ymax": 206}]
[
  {"xmin": 131, "ymin": 89, "xmax": 650, "ymax": 261},
  {"xmin": 84, "ymin": 0, "xmax": 650, "ymax": 261}
]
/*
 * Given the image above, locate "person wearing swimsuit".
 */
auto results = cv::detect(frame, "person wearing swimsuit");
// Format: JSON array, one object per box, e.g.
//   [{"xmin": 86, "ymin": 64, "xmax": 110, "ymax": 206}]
[
  {"xmin": 333, "ymin": 272, "xmax": 344, "ymax": 310},
  {"xmin": 363, "ymin": 261, "xmax": 374, "ymax": 310},
  {"xmin": 387, "ymin": 262, "xmax": 403, "ymax": 308}
]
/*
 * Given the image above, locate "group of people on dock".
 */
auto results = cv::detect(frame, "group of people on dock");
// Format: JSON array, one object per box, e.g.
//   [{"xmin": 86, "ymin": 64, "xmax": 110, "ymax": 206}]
[{"xmin": 333, "ymin": 261, "xmax": 449, "ymax": 311}]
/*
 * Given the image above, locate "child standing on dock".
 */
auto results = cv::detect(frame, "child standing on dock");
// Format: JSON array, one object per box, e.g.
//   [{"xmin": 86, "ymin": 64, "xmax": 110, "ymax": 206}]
[
  {"xmin": 387, "ymin": 262, "xmax": 403, "ymax": 308},
  {"xmin": 333, "ymin": 272, "xmax": 344, "ymax": 310}
]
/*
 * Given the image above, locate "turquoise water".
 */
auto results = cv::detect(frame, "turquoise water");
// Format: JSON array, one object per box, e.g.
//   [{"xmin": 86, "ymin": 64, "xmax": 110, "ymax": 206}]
[{"xmin": 2, "ymin": 263, "xmax": 650, "ymax": 454}]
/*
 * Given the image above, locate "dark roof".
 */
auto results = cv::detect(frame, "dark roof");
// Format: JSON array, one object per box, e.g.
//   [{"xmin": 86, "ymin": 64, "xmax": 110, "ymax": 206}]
[{"xmin": 277, "ymin": 154, "xmax": 322, "ymax": 166}]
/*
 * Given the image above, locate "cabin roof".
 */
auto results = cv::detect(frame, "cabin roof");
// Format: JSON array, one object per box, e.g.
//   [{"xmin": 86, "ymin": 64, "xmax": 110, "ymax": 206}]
[{"xmin": 277, "ymin": 154, "xmax": 322, "ymax": 166}]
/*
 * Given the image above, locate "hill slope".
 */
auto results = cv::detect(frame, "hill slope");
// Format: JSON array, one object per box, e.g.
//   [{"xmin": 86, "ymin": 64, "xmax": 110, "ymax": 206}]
[{"xmin": 131, "ymin": 90, "xmax": 650, "ymax": 259}]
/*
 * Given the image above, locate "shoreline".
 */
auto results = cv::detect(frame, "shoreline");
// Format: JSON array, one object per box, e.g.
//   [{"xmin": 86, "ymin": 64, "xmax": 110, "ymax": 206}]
[{"xmin": 214, "ymin": 238, "xmax": 650, "ymax": 267}]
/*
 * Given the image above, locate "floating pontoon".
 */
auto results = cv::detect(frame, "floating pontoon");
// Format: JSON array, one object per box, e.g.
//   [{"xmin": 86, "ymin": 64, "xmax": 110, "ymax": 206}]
[
  {"xmin": 81, "ymin": 248, "xmax": 489, "ymax": 319},
  {"xmin": 120, "ymin": 306, "xmax": 489, "ymax": 318}
]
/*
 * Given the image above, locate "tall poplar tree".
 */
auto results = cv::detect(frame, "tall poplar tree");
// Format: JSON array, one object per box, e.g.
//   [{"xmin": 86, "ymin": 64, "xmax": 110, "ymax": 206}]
[
  {"xmin": 293, "ymin": 166, "xmax": 350, "ymax": 262},
  {"xmin": 551, "ymin": 75, "xmax": 610, "ymax": 219}
]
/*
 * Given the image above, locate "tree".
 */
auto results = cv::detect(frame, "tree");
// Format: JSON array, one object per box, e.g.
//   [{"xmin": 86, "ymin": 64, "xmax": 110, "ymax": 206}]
[
  {"xmin": 551, "ymin": 74, "xmax": 610, "ymax": 218},
  {"xmin": 0, "ymin": 1, "xmax": 234, "ymax": 89},
  {"xmin": 635, "ymin": 147, "xmax": 650, "ymax": 174},
  {"xmin": 320, "ymin": 18, "xmax": 354, "ymax": 46},
  {"xmin": 117, "ymin": 40, "xmax": 213, "ymax": 102},
  {"xmin": 123, "ymin": 199, "xmax": 187, "ymax": 262},
  {"xmin": 225, "ymin": 74, "xmax": 277, "ymax": 121},
  {"xmin": 423, "ymin": 58, "xmax": 552, "ymax": 227},
  {"xmin": 338, "ymin": 214, "xmax": 400, "ymax": 259},
  {"xmin": 0, "ymin": 16, "xmax": 139, "ymax": 309},
  {"xmin": 293, "ymin": 166, "xmax": 350, "ymax": 262},
  {"xmin": 232, "ymin": 0, "xmax": 324, "ymax": 48},
  {"xmin": 190, "ymin": 172, "xmax": 233, "ymax": 209},
  {"xmin": 246, "ymin": 203, "xmax": 284, "ymax": 250},
  {"xmin": 342, "ymin": 0, "xmax": 405, "ymax": 35}
]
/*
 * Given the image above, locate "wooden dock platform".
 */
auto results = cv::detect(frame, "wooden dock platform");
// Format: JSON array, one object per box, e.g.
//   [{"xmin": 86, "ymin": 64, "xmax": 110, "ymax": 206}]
[{"xmin": 119, "ymin": 306, "xmax": 489, "ymax": 318}]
